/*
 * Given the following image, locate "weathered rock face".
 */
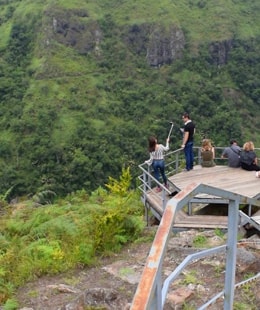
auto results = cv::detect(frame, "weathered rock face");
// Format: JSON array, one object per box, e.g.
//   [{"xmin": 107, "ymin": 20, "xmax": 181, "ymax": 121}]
[
  {"xmin": 125, "ymin": 24, "xmax": 186, "ymax": 67},
  {"xmin": 125, "ymin": 23, "xmax": 150, "ymax": 56},
  {"xmin": 146, "ymin": 25, "xmax": 185, "ymax": 67},
  {"xmin": 43, "ymin": 8, "xmax": 236, "ymax": 69},
  {"xmin": 44, "ymin": 8, "xmax": 102, "ymax": 55},
  {"xmin": 208, "ymin": 39, "xmax": 233, "ymax": 65},
  {"xmin": 43, "ymin": 7, "xmax": 185, "ymax": 67}
]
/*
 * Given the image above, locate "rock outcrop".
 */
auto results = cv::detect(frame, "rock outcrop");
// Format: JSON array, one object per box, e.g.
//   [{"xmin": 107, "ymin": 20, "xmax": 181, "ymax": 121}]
[
  {"xmin": 43, "ymin": 7, "xmax": 186, "ymax": 67},
  {"xmin": 209, "ymin": 39, "xmax": 234, "ymax": 65}
]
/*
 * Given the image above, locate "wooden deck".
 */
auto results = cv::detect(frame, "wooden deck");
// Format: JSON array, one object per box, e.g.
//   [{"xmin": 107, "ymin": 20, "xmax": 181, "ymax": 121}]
[
  {"xmin": 168, "ymin": 165, "xmax": 260, "ymax": 199},
  {"xmin": 145, "ymin": 165, "xmax": 260, "ymax": 229}
]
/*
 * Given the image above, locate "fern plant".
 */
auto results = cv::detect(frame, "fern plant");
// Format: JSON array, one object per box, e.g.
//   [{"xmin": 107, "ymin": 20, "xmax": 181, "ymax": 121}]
[{"xmin": 105, "ymin": 167, "xmax": 132, "ymax": 196}]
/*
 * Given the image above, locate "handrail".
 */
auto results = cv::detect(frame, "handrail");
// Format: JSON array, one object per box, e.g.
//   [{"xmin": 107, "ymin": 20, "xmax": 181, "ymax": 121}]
[
  {"xmin": 138, "ymin": 146, "xmax": 222, "ymax": 219},
  {"xmin": 139, "ymin": 146, "xmax": 224, "ymax": 192},
  {"xmin": 131, "ymin": 183, "xmax": 260, "ymax": 310},
  {"xmin": 139, "ymin": 146, "xmax": 260, "ymax": 217}
]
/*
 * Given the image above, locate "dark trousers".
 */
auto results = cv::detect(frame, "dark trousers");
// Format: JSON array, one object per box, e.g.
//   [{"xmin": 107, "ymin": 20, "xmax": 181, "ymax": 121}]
[
  {"xmin": 152, "ymin": 160, "xmax": 167, "ymax": 185},
  {"xmin": 241, "ymin": 162, "xmax": 260, "ymax": 171},
  {"xmin": 184, "ymin": 142, "xmax": 194, "ymax": 171}
]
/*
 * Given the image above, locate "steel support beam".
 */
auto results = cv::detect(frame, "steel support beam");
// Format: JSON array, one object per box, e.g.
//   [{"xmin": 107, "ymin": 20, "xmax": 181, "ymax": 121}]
[{"xmin": 224, "ymin": 199, "xmax": 239, "ymax": 310}]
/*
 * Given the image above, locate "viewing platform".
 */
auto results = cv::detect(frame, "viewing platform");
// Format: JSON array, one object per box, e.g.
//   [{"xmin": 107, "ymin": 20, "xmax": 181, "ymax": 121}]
[
  {"xmin": 133, "ymin": 146, "xmax": 260, "ymax": 310},
  {"xmin": 138, "ymin": 146, "xmax": 260, "ymax": 230}
]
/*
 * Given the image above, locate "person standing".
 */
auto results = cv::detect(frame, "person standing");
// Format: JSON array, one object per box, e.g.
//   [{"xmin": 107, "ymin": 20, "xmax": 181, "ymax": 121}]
[
  {"xmin": 181, "ymin": 112, "xmax": 195, "ymax": 171},
  {"xmin": 145, "ymin": 136, "xmax": 170, "ymax": 192},
  {"xmin": 221, "ymin": 139, "xmax": 241, "ymax": 167}
]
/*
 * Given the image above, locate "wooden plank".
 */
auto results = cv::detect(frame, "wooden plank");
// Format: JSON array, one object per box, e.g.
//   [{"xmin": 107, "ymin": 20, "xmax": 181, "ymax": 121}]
[
  {"xmin": 168, "ymin": 165, "xmax": 260, "ymax": 198},
  {"xmin": 173, "ymin": 210, "xmax": 228, "ymax": 229},
  {"xmin": 145, "ymin": 164, "xmax": 260, "ymax": 229}
]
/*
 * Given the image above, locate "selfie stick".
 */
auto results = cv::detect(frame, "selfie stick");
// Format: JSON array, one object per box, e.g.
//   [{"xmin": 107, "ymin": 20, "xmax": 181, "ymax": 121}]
[{"xmin": 167, "ymin": 122, "xmax": 174, "ymax": 139}]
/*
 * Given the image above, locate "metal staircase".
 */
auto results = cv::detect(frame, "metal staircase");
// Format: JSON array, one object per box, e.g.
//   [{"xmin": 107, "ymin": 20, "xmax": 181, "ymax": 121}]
[{"xmin": 131, "ymin": 183, "xmax": 260, "ymax": 309}]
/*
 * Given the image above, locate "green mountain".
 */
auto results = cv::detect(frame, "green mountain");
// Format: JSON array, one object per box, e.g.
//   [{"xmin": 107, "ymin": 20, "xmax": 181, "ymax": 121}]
[{"xmin": 0, "ymin": 0, "xmax": 259, "ymax": 198}]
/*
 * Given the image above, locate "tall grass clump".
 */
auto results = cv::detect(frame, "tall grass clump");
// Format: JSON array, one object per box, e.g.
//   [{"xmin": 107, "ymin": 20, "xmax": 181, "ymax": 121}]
[{"xmin": 0, "ymin": 167, "xmax": 144, "ymax": 304}]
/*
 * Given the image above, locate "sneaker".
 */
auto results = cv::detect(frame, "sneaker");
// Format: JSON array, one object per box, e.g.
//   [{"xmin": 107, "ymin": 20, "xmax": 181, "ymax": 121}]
[{"xmin": 256, "ymin": 172, "xmax": 260, "ymax": 178}]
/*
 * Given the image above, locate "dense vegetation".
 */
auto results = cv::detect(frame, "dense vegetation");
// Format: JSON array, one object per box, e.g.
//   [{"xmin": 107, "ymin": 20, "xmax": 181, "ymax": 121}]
[
  {"xmin": 0, "ymin": 168, "xmax": 145, "ymax": 305},
  {"xmin": 0, "ymin": 0, "xmax": 259, "ymax": 307},
  {"xmin": 0, "ymin": 0, "xmax": 259, "ymax": 198}
]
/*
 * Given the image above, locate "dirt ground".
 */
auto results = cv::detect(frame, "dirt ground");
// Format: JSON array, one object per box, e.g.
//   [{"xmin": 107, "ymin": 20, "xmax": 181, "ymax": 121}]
[{"xmin": 13, "ymin": 227, "xmax": 260, "ymax": 310}]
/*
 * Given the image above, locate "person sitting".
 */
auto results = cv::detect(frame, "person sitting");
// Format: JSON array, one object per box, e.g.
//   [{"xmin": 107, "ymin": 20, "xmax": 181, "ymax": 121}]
[
  {"xmin": 221, "ymin": 139, "xmax": 241, "ymax": 167},
  {"xmin": 200, "ymin": 139, "xmax": 215, "ymax": 167},
  {"xmin": 240, "ymin": 141, "xmax": 260, "ymax": 176}
]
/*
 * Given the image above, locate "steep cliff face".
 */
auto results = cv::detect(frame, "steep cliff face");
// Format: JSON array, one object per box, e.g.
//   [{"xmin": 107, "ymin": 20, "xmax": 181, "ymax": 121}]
[
  {"xmin": 125, "ymin": 24, "xmax": 185, "ymax": 67},
  {"xmin": 146, "ymin": 25, "xmax": 185, "ymax": 67},
  {"xmin": 41, "ymin": 7, "xmax": 242, "ymax": 69},
  {"xmin": 43, "ymin": 7, "xmax": 102, "ymax": 55},
  {"xmin": 209, "ymin": 39, "xmax": 234, "ymax": 65},
  {"xmin": 42, "ymin": 7, "xmax": 185, "ymax": 67},
  {"xmin": 0, "ymin": 1, "xmax": 259, "ymax": 198}
]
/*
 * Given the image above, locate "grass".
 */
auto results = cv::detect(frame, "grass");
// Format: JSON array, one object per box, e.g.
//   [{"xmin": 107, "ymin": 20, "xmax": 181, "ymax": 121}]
[
  {"xmin": 192, "ymin": 234, "xmax": 208, "ymax": 247},
  {"xmin": 181, "ymin": 270, "xmax": 203, "ymax": 286},
  {"xmin": 183, "ymin": 304, "xmax": 196, "ymax": 310},
  {"xmin": 214, "ymin": 228, "xmax": 225, "ymax": 238},
  {"xmin": 0, "ymin": 173, "xmax": 144, "ymax": 305},
  {"xmin": 2, "ymin": 298, "xmax": 18, "ymax": 310},
  {"xmin": 27, "ymin": 290, "xmax": 38, "ymax": 298},
  {"xmin": 233, "ymin": 301, "xmax": 257, "ymax": 310},
  {"xmin": 97, "ymin": 0, "xmax": 260, "ymax": 46},
  {"xmin": 1, "ymin": 1, "xmax": 260, "ymax": 65},
  {"xmin": 0, "ymin": 22, "xmax": 12, "ymax": 50},
  {"xmin": 119, "ymin": 267, "xmax": 135, "ymax": 277}
]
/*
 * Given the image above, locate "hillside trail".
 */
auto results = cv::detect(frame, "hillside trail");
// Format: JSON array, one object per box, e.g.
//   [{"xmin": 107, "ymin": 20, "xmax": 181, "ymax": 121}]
[{"xmin": 14, "ymin": 227, "xmax": 260, "ymax": 310}]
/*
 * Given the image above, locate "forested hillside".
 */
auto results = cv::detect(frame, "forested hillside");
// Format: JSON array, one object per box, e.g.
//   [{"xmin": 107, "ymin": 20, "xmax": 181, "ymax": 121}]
[{"xmin": 0, "ymin": 0, "xmax": 259, "ymax": 198}]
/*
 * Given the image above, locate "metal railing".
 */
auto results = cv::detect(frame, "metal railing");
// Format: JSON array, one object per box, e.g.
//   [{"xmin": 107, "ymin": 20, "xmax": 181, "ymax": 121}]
[
  {"xmin": 140, "ymin": 146, "xmax": 260, "ymax": 183},
  {"xmin": 131, "ymin": 183, "xmax": 260, "ymax": 310},
  {"xmin": 138, "ymin": 146, "xmax": 260, "ymax": 219}
]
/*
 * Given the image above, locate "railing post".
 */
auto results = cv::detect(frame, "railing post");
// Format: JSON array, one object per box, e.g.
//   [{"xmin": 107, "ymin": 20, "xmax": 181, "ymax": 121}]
[
  {"xmin": 188, "ymin": 202, "xmax": 192, "ymax": 215},
  {"xmin": 223, "ymin": 199, "xmax": 239, "ymax": 310},
  {"xmin": 143, "ymin": 169, "xmax": 148, "ymax": 192},
  {"xmin": 155, "ymin": 272, "xmax": 163, "ymax": 310},
  {"xmin": 147, "ymin": 165, "xmax": 152, "ymax": 189},
  {"xmin": 144, "ymin": 201, "xmax": 149, "ymax": 226},
  {"xmin": 176, "ymin": 152, "xmax": 179, "ymax": 172},
  {"xmin": 162, "ymin": 189, "xmax": 167, "ymax": 210},
  {"xmin": 198, "ymin": 147, "xmax": 202, "ymax": 165},
  {"xmin": 248, "ymin": 203, "xmax": 252, "ymax": 216}
]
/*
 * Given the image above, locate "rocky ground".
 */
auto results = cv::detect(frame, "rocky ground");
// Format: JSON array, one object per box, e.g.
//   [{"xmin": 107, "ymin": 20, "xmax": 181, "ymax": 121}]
[{"xmin": 13, "ymin": 227, "xmax": 260, "ymax": 310}]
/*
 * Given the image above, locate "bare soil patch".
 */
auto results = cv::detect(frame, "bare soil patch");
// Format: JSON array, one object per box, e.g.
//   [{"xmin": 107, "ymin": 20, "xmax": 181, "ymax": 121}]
[{"xmin": 14, "ymin": 227, "xmax": 260, "ymax": 310}]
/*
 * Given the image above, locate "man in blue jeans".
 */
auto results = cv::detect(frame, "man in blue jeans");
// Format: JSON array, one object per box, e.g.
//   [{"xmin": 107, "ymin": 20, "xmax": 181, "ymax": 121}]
[{"xmin": 181, "ymin": 112, "xmax": 195, "ymax": 171}]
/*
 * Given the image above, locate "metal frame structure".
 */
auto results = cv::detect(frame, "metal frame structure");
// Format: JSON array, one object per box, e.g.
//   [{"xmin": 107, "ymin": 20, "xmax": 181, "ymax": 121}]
[
  {"xmin": 131, "ymin": 146, "xmax": 260, "ymax": 309},
  {"xmin": 131, "ymin": 183, "xmax": 260, "ymax": 310},
  {"xmin": 139, "ymin": 147, "xmax": 260, "ymax": 222}
]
